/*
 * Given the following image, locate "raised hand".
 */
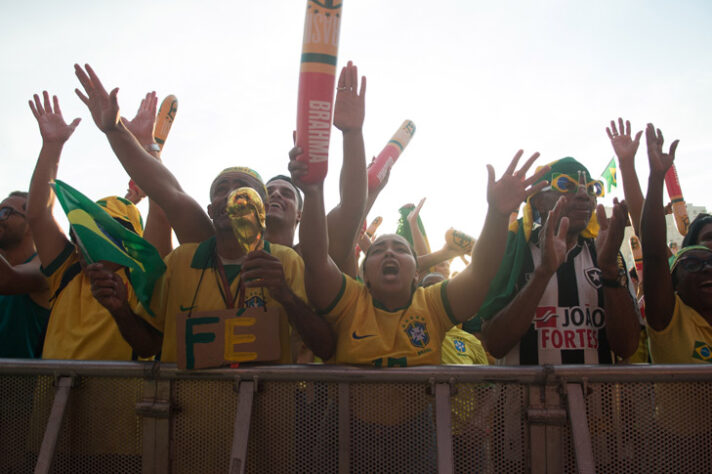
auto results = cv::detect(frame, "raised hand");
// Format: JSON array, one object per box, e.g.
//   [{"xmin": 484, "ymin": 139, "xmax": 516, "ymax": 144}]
[
  {"xmin": 540, "ymin": 197, "xmax": 570, "ymax": 275},
  {"xmin": 333, "ymin": 60, "xmax": 366, "ymax": 133},
  {"xmin": 74, "ymin": 63, "xmax": 121, "ymax": 133},
  {"xmin": 606, "ymin": 117, "xmax": 642, "ymax": 166},
  {"xmin": 28, "ymin": 91, "xmax": 81, "ymax": 144},
  {"xmin": 407, "ymin": 198, "xmax": 426, "ymax": 224},
  {"xmin": 288, "ymin": 145, "xmax": 321, "ymax": 194},
  {"xmin": 645, "ymin": 123, "xmax": 679, "ymax": 177},
  {"xmin": 595, "ymin": 199, "xmax": 629, "ymax": 276},
  {"xmin": 487, "ymin": 150, "xmax": 549, "ymax": 216},
  {"xmin": 124, "ymin": 91, "xmax": 158, "ymax": 144}
]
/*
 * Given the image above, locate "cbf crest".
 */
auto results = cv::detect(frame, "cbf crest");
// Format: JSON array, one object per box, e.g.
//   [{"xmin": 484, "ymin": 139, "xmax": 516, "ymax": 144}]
[{"xmin": 402, "ymin": 314, "xmax": 430, "ymax": 348}]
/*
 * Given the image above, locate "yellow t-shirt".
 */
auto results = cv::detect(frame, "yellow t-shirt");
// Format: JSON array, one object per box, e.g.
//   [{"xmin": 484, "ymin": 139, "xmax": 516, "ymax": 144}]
[
  {"xmin": 647, "ymin": 293, "xmax": 712, "ymax": 364},
  {"xmin": 322, "ymin": 275, "xmax": 457, "ymax": 366},
  {"xmin": 41, "ymin": 243, "xmax": 139, "ymax": 360},
  {"xmin": 441, "ymin": 326, "xmax": 489, "ymax": 365},
  {"xmin": 141, "ymin": 238, "xmax": 306, "ymax": 364}
]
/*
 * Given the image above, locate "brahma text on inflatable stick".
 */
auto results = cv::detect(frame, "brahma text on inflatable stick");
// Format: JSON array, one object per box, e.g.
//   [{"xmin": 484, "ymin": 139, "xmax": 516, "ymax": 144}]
[
  {"xmin": 295, "ymin": 0, "xmax": 343, "ymax": 183},
  {"xmin": 154, "ymin": 95, "xmax": 178, "ymax": 150},
  {"xmin": 664, "ymin": 164, "xmax": 689, "ymax": 236},
  {"xmin": 367, "ymin": 120, "xmax": 416, "ymax": 192}
]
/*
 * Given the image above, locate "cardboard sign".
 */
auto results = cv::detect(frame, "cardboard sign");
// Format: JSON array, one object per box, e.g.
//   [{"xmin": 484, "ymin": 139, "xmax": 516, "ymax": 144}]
[{"xmin": 175, "ymin": 307, "xmax": 280, "ymax": 370}]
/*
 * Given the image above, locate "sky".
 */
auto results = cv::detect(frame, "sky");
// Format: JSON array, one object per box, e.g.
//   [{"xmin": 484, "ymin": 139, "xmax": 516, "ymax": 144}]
[{"xmin": 3, "ymin": 0, "xmax": 711, "ymax": 272}]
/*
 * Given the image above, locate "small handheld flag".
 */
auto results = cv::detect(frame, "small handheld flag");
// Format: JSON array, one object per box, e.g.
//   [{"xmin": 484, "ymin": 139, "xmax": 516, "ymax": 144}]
[
  {"xmin": 51, "ymin": 180, "xmax": 166, "ymax": 316},
  {"xmin": 600, "ymin": 157, "xmax": 617, "ymax": 193}
]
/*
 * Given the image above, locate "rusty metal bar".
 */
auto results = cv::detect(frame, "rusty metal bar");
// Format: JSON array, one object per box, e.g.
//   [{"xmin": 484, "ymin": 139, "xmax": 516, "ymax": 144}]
[
  {"xmin": 229, "ymin": 379, "xmax": 255, "ymax": 474},
  {"xmin": 435, "ymin": 382, "xmax": 454, "ymax": 474},
  {"xmin": 34, "ymin": 376, "xmax": 74, "ymax": 474},
  {"xmin": 566, "ymin": 383, "xmax": 595, "ymax": 474}
]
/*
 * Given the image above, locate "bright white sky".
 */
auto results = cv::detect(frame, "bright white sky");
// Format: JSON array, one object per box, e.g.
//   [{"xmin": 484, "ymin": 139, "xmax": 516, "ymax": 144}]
[{"xmin": 3, "ymin": 1, "xmax": 711, "ymax": 272}]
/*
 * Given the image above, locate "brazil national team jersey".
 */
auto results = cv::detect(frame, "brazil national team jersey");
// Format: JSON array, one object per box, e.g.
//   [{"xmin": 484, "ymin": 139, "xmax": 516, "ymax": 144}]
[{"xmin": 321, "ymin": 275, "xmax": 457, "ymax": 366}]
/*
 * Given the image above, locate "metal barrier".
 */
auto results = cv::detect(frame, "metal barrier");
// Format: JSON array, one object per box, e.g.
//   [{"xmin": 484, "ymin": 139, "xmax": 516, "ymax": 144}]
[{"xmin": 1, "ymin": 361, "xmax": 711, "ymax": 473}]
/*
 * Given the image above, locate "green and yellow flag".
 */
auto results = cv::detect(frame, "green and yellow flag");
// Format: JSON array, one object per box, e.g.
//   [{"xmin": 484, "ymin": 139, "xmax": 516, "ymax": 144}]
[
  {"xmin": 51, "ymin": 180, "xmax": 166, "ymax": 316},
  {"xmin": 396, "ymin": 204, "xmax": 431, "ymax": 254},
  {"xmin": 601, "ymin": 157, "xmax": 617, "ymax": 193}
]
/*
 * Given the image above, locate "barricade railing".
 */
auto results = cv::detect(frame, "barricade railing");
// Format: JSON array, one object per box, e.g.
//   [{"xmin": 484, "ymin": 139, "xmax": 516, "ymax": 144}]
[{"xmin": 1, "ymin": 360, "xmax": 711, "ymax": 473}]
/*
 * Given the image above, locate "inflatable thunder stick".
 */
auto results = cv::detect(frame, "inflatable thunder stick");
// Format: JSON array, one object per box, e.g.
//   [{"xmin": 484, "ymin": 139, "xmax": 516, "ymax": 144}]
[
  {"xmin": 365, "ymin": 216, "xmax": 383, "ymax": 238},
  {"xmin": 368, "ymin": 120, "xmax": 416, "ymax": 192},
  {"xmin": 154, "ymin": 95, "xmax": 178, "ymax": 150},
  {"xmin": 664, "ymin": 164, "xmax": 690, "ymax": 236},
  {"xmin": 295, "ymin": 0, "xmax": 343, "ymax": 183},
  {"xmin": 629, "ymin": 234, "xmax": 643, "ymax": 284}
]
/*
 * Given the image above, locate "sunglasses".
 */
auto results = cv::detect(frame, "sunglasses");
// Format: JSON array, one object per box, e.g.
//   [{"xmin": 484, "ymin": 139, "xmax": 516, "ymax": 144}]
[
  {"xmin": 677, "ymin": 255, "xmax": 712, "ymax": 273},
  {"xmin": 0, "ymin": 207, "xmax": 24, "ymax": 220},
  {"xmin": 541, "ymin": 173, "xmax": 605, "ymax": 198}
]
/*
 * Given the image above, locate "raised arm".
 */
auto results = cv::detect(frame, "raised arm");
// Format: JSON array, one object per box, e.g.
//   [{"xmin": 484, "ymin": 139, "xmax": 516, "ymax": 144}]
[
  {"xmin": 122, "ymin": 92, "xmax": 173, "ymax": 257},
  {"xmin": 325, "ymin": 61, "xmax": 368, "ymax": 271},
  {"xmin": 290, "ymin": 152, "xmax": 344, "ymax": 311},
  {"xmin": 607, "ymin": 118, "xmax": 644, "ymax": 235},
  {"xmin": 641, "ymin": 123, "xmax": 679, "ymax": 331},
  {"xmin": 74, "ymin": 64, "xmax": 213, "ymax": 244},
  {"xmin": 0, "ymin": 254, "xmax": 47, "ymax": 294},
  {"xmin": 27, "ymin": 92, "xmax": 80, "ymax": 266},
  {"xmin": 447, "ymin": 151, "xmax": 548, "ymax": 323},
  {"xmin": 594, "ymin": 201, "xmax": 640, "ymax": 358},
  {"xmin": 481, "ymin": 199, "xmax": 570, "ymax": 357}
]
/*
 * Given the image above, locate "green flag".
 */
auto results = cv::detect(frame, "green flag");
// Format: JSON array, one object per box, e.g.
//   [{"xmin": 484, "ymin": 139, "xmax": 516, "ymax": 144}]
[
  {"xmin": 395, "ymin": 204, "xmax": 431, "ymax": 253},
  {"xmin": 600, "ymin": 157, "xmax": 617, "ymax": 193},
  {"xmin": 51, "ymin": 179, "xmax": 166, "ymax": 316}
]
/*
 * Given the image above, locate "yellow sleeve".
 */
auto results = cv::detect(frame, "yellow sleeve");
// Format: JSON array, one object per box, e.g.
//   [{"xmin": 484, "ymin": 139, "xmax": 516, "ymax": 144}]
[
  {"xmin": 40, "ymin": 242, "xmax": 77, "ymax": 297},
  {"xmin": 423, "ymin": 280, "xmax": 458, "ymax": 337},
  {"xmin": 320, "ymin": 274, "xmax": 361, "ymax": 325}
]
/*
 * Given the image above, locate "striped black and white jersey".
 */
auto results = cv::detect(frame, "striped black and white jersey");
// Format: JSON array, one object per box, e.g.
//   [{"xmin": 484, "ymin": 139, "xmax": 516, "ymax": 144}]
[{"xmin": 499, "ymin": 228, "xmax": 634, "ymax": 365}]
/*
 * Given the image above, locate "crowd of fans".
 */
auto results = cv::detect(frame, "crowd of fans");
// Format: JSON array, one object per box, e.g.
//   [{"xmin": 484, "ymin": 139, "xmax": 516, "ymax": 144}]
[{"xmin": 1, "ymin": 61, "xmax": 710, "ymax": 370}]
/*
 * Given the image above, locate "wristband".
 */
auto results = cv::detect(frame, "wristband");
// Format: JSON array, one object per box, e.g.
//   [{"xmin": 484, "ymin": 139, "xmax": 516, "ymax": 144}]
[{"xmin": 145, "ymin": 143, "xmax": 160, "ymax": 152}]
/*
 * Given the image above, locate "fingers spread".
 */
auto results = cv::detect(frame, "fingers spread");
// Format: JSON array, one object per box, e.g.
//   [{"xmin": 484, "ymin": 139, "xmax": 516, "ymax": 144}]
[
  {"xmin": 518, "ymin": 152, "xmax": 540, "ymax": 176},
  {"xmin": 505, "ymin": 149, "xmax": 523, "ymax": 176}
]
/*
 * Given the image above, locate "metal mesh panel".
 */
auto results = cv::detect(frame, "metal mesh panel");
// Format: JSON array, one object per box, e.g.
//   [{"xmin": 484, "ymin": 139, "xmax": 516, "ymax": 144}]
[
  {"xmin": 47, "ymin": 376, "xmax": 143, "ymax": 474},
  {"xmin": 0, "ymin": 374, "xmax": 54, "ymax": 473},
  {"xmin": 570, "ymin": 381, "xmax": 712, "ymax": 474},
  {"xmin": 347, "ymin": 382, "xmax": 436, "ymax": 473},
  {"xmin": 172, "ymin": 379, "xmax": 237, "ymax": 474},
  {"xmin": 452, "ymin": 382, "xmax": 529, "ymax": 473},
  {"xmin": 245, "ymin": 381, "xmax": 301, "ymax": 473},
  {"xmin": 290, "ymin": 381, "xmax": 339, "ymax": 473}
]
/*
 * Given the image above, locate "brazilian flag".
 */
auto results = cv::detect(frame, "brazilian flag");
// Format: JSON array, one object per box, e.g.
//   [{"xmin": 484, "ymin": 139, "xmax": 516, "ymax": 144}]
[
  {"xmin": 51, "ymin": 180, "xmax": 166, "ymax": 316},
  {"xmin": 601, "ymin": 157, "xmax": 617, "ymax": 193}
]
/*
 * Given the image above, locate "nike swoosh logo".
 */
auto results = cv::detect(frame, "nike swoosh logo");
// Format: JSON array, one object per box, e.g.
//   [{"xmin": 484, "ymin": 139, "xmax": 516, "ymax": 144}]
[
  {"xmin": 352, "ymin": 331, "xmax": 375, "ymax": 340},
  {"xmin": 179, "ymin": 304, "xmax": 196, "ymax": 312}
]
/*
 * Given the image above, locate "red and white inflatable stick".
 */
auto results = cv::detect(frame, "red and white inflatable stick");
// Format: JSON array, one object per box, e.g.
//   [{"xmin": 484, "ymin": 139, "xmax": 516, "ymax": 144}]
[
  {"xmin": 664, "ymin": 164, "xmax": 689, "ymax": 236},
  {"xmin": 295, "ymin": 0, "xmax": 343, "ymax": 183},
  {"xmin": 367, "ymin": 120, "xmax": 416, "ymax": 192}
]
